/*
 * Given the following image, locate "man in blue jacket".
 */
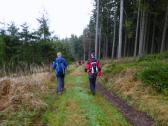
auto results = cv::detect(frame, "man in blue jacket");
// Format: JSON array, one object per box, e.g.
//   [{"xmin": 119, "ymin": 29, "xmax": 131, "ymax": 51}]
[{"xmin": 53, "ymin": 52, "xmax": 68, "ymax": 95}]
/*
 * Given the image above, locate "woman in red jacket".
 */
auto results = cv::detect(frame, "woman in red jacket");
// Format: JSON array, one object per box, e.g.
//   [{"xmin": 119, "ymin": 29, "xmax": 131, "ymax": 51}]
[{"xmin": 85, "ymin": 52, "xmax": 102, "ymax": 95}]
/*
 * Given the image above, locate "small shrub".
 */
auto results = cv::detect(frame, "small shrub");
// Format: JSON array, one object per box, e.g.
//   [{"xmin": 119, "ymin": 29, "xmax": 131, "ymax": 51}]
[
  {"xmin": 103, "ymin": 63, "xmax": 124, "ymax": 74},
  {"xmin": 138, "ymin": 51, "xmax": 168, "ymax": 62},
  {"xmin": 139, "ymin": 63, "xmax": 168, "ymax": 95},
  {"xmin": 111, "ymin": 64, "xmax": 125, "ymax": 75}
]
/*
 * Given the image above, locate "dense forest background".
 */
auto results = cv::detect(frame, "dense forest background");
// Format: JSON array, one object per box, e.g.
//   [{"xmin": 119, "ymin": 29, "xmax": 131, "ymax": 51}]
[
  {"xmin": 0, "ymin": 0, "xmax": 168, "ymax": 75},
  {"xmin": 83, "ymin": 0, "xmax": 168, "ymax": 59}
]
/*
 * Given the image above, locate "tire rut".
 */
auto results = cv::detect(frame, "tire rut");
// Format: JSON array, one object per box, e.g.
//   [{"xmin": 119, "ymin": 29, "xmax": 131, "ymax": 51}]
[{"xmin": 97, "ymin": 84, "xmax": 155, "ymax": 126}]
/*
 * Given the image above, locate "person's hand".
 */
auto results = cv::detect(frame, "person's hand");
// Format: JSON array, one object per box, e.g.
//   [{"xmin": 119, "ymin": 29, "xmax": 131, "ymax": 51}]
[
  {"xmin": 98, "ymin": 75, "xmax": 103, "ymax": 78},
  {"xmin": 98, "ymin": 71, "xmax": 103, "ymax": 77}
]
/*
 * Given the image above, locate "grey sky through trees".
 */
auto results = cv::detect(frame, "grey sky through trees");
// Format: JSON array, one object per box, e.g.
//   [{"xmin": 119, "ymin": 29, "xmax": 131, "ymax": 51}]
[{"xmin": 0, "ymin": 0, "xmax": 93, "ymax": 38}]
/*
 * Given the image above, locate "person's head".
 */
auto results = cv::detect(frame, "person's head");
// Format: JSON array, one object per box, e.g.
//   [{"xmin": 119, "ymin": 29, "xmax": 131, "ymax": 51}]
[
  {"xmin": 57, "ymin": 52, "xmax": 62, "ymax": 57},
  {"xmin": 90, "ymin": 52, "xmax": 95, "ymax": 59}
]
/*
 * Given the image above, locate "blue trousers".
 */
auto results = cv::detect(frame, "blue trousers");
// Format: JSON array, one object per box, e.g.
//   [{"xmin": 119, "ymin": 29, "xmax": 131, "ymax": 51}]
[
  {"xmin": 57, "ymin": 76, "xmax": 64, "ymax": 93},
  {"xmin": 89, "ymin": 76, "xmax": 97, "ymax": 95}
]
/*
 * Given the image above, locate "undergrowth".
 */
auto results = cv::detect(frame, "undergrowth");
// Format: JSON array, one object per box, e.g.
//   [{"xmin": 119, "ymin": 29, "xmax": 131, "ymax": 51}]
[
  {"xmin": 139, "ymin": 63, "xmax": 168, "ymax": 95},
  {"xmin": 102, "ymin": 51, "xmax": 168, "ymax": 95},
  {"xmin": 0, "ymin": 73, "xmax": 51, "ymax": 126}
]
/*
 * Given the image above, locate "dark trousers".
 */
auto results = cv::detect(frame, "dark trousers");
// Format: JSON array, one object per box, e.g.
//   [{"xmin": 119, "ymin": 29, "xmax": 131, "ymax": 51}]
[
  {"xmin": 89, "ymin": 76, "xmax": 97, "ymax": 95},
  {"xmin": 57, "ymin": 76, "xmax": 64, "ymax": 93}
]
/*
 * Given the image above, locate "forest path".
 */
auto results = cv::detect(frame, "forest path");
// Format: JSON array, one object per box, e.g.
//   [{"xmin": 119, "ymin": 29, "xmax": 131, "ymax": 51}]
[
  {"xmin": 41, "ymin": 66, "xmax": 131, "ymax": 126},
  {"xmin": 97, "ymin": 84, "xmax": 155, "ymax": 126}
]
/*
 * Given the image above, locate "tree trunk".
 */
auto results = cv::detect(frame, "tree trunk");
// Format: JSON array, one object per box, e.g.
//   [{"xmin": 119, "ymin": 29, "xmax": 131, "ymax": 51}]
[
  {"xmin": 124, "ymin": 32, "xmax": 127, "ymax": 57},
  {"xmin": 138, "ymin": 10, "xmax": 145, "ymax": 57},
  {"xmin": 143, "ymin": 13, "xmax": 149, "ymax": 55},
  {"xmin": 95, "ymin": 0, "xmax": 100, "ymax": 58},
  {"xmin": 88, "ymin": 38, "xmax": 91, "ymax": 58},
  {"xmin": 118, "ymin": 0, "xmax": 124, "ymax": 58},
  {"xmin": 98, "ymin": 26, "xmax": 101, "ymax": 59},
  {"xmin": 83, "ymin": 37, "xmax": 86, "ymax": 61},
  {"xmin": 151, "ymin": 18, "xmax": 156, "ymax": 54},
  {"xmin": 105, "ymin": 36, "xmax": 108, "ymax": 58},
  {"xmin": 146, "ymin": 14, "xmax": 151, "ymax": 54},
  {"xmin": 160, "ymin": 6, "xmax": 168, "ymax": 52},
  {"xmin": 134, "ymin": 0, "xmax": 141, "ymax": 57},
  {"xmin": 112, "ymin": 9, "xmax": 117, "ymax": 59},
  {"xmin": 103, "ymin": 38, "xmax": 106, "ymax": 58}
]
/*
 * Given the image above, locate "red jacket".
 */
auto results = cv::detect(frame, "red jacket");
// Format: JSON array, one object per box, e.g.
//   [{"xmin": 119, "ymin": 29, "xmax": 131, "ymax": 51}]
[{"xmin": 85, "ymin": 59, "xmax": 102, "ymax": 77}]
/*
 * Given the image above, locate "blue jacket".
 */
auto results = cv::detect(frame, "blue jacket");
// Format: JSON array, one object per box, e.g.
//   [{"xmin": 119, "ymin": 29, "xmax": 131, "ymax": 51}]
[{"xmin": 53, "ymin": 56, "xmax": 68, "ymax": 76}]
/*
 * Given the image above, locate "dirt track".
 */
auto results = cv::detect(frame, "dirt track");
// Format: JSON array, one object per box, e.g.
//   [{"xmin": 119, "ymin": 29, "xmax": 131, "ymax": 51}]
[{"xmin": 97, "ymin": 84, "xmax": 155, "ymax": 126}]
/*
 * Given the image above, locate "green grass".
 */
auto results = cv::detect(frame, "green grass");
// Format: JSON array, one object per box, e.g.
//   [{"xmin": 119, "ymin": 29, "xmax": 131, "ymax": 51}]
[{"xmin": 42, "ymin": 66, "xmax": 131, "ymax": 126}]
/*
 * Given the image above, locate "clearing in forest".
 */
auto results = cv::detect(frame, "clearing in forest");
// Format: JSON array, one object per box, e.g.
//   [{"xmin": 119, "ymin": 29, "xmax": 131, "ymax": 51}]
[{"xmin": 42, "ymin": 66, "xmax": 131, "ymax": 126}]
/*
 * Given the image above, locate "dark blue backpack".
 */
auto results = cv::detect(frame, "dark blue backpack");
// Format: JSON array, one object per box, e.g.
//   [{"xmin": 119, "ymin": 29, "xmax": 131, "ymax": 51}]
[{"xmin": 56, "ymin": 60, "xmax": 65, "ymax": 76}]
